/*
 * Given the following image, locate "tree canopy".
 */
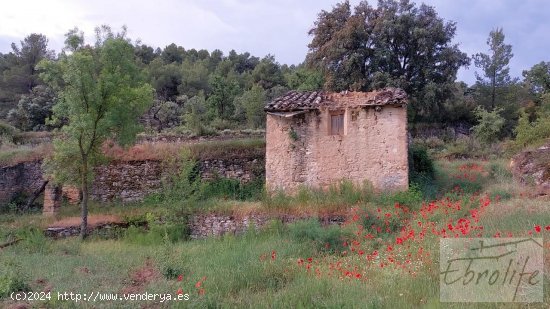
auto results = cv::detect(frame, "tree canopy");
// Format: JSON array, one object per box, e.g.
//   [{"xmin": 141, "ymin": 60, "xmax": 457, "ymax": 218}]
[
  {"xmin": 40, "ymin": 28, "xmax": 154, "ymax": 238},
  {"xmin": 306, "ymin": 0, "xmax": 469, "ymax": 121}
]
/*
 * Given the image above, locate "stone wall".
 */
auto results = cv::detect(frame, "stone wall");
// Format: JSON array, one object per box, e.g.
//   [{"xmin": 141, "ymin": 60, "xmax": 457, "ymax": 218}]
[
  {"xmin": 0, "ymin": 161, "xmax": 43, "ymax": 206},
  {"xmin": 92, "ymin": 160, "xmax": 166, "ymax": 202},
  {"xmin": 90, "ymin": 156, "xmax": 264, "ymax": 202},
  {"xmin": 44, "ymin": 212, "xmax": 347, "ymax": 239},
  {"xmin": 266, "ymin": 105, "xmax": 408, "ymax": 194},
  {"xmin": 189, "ymin": 213, "xmax": 346, "ymax": 239}
]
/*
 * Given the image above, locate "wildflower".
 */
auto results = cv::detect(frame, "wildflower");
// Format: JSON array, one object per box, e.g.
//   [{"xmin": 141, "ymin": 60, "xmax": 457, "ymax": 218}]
[
  {"xmin": 177, "ymin": 274, "xmax": 183, "ymax": 282},
  {"xmin": 271, "ymin": 250, "xmax": 277, "ymax": 260},
  {"xmin": 176, "ymin": 288, "xmax": 183, "ymax": 295},
  {"xmin": 535, "ymin": 225, "xmax": 541, "ymax": 233}
]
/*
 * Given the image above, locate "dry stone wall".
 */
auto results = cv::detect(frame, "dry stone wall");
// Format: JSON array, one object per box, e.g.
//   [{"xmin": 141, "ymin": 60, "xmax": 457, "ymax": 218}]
[
  {"xmin": 0, "ymin": 153, "xmax": 264, "ymax": 208},
  {"xmin": 0, "ymin": 161, "xmax": 43, "ymax": 206}
]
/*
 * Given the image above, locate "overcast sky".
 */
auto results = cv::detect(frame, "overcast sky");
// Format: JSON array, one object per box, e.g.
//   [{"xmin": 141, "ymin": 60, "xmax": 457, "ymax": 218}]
[{"xmin": 1, "ymin": 0, "xmax": 549, "ymax": 84}]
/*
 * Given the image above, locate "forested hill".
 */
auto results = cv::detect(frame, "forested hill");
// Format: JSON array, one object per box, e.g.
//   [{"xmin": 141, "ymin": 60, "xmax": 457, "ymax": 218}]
[{"xmin": 1, "ymin": 0, "xmax": 549, "ymax": 149}]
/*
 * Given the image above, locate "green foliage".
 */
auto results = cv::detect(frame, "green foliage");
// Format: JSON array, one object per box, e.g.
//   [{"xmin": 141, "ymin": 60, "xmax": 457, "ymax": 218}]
[
  {"xmin": 207, "ymin": 74, "xmax": 240, "ymax": 120},
  {"xmin": 7, "ymin": 85, "xmax": 57, "ymax": 131},
  {"xmin": 182, "ymin": 93, "xmax": 211, "ymax": 135},
  {"xmin": 408, "ymin": 145, "xmax": 435, "ymax": 180},
  {"xmin": 148, "ymin": 149, "xmax": 201, "ymax": 208},
  {"xmin": 512, "ymin": 108, "xmax": 550, "ymax": 150},
  {"xmin": 200, "ymin": 177, "xmax": 264, "ymax": 201},
  {"xmin": 522, "ymin": 61, "xmax": 550, "ymax": 95},
  {"xmin": 306, "ymin": 0, "xmax": 469, "ymax": 121},
  {"xmin": 233, "ymin": 84, "xmax": 266, "ymax": 128},
  {"xmin": 0, "ymin": 120, "xmax": 17, "ymax": 146},
  {"xmin": 288, "ymin": 128, "xmax": 298, "ymax": 141},
  {"xmin": 285, "ymin": 66, "xmax": 324, "ymax": 91},
  {"xmin": 288, "ymin": 219, "xmax": 353, "ymax": 253},
  {"xmin": 0, "ymin": 260, "xmax": 30, "ymax": 299},
  {"xmin": 473, "ymin": 28, "xmax": 514, "ymax": 109},
  {"xmin": 40, "ymin": 27, "xmax": 154, "ymax": 239},
  {"xmin": 0, "ymin": 34, "xmax": 54, "ymax": 113},
  {"xmin": 472, "ymin": 106, "xmax": 505, "ymax": 144}
]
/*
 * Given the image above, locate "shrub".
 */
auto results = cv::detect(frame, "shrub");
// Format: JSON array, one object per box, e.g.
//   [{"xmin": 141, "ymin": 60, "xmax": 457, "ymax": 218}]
[
  {"xmin": 511, "ymin": 110, "xmax": 550, "ymax": 151},
  {"xmin": 409, "ymin": 144, "xmax": 435, "ymax": 180},
  {"xmin": 472, "ymin": 106, "xmax": 505, "ymax": 144},
  {"xmin": 0, "ymin": 260, "xmax": 30, "ymax": 299}
]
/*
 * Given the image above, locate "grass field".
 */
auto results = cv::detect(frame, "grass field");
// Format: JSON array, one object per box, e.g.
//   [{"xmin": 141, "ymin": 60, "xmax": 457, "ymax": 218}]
[{"xmin": 1, "ymin": 159, "xmax": 549, "ymax": 308}]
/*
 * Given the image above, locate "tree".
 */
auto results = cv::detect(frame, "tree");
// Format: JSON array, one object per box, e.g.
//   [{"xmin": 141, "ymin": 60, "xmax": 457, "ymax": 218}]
[
  {"xmin": 472, "ymin": 106, "xmax": 505, "ymax": 144},
  {"xmin": 306, "ymin": 0, "xmax": 469, "ymax": 121},
  {"xmin": 0, "ymin": 34, "xmax": 54, "ymax": 112},
  {"xmin": 523, "ymin": 61, "xmax": 550, "ymax": 96},
  {"xmin": 183, "ymin": 93, "xmax": 208, "ymax": 135},
  {"xmin": 473, "ymin": 28, "xmax": 514, "ymax": 109},
  {"xmin": 40, "ymin": 31, "xmax": 153, "ymax": 239},
  {"xmin": 207, "ymin": 75, "xmax": 239, "ymax": 120},
  {"xmin": 7, "ymin": 85, "xmax": 57, "ymax": 131},
  {"xmin": 233, "ymin": 84, "xmax": 266, "ymax": 128},
  {"xmin": 63, "ymin": 27, "xmax": 85, "ymax": 53},
  {"xmin": 251, "ymin": 55, "xmax": 285, "ymax": 89},
  {"xmin": 285, "ymin": 65, "xmax": 324, "ymax": 91}
]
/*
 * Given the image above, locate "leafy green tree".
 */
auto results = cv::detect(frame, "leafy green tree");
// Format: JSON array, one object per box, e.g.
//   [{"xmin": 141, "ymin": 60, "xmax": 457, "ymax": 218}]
[
  {"xmin": 0, "ymin": 34, "xmax": 55, "ymax": 112},
  {"xmin": 178, "ymin": 59, "xmax": 210, "ymax": 98},
  {"xmin": 207, "ymin": 75, "xmax": 239, "ymax": 120},
  {"xmin": 183, "ymin": 93, "xmax": 208, "ymax": 135},
  {"xmin": 161, "ymin": 43, "xmax": 184, "ymax": 64},
  {"xmin": 63, "ymin": 27, "xmax": 85, "ymax": 53},
  {"xmin": 7, "ymin": 85, "xmax": 57, "ymax": 131},
  {"xmin": 233, "ymin": 84, "xmax": 266, "ymax": 128},
  {"xmin": 40, "ymin": 33, "xmax": 153, "ymax": 239},
  {"xmin": 286, "ymin": 65, "xmax": 324, "ymax": 91},
  {"xmin": 523, "ymin": 61, "xmax": 550, "ymax": 97},
  {"xmin": 306, "ymin": 0, "xmax": 469, "ymax": 121},
  {"xmin": 148, "ymin": 58, "xmax": 182, "ymax": 100},
  {"xmin": 251, "ymin": 55, "xmax": 285, "ymax": 89},
  {"xmin": 473, "ymin": 28, "xmax": 514, "ymax": 109},
  {"xmin": 472, "ymin": 106, "xmax": 505, "ymax": 144}
]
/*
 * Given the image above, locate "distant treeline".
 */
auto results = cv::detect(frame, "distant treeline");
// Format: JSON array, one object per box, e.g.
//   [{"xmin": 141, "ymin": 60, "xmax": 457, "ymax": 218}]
[{"xmin": 0, "ymin": 0, "xmax": 549, "ymax": 149}]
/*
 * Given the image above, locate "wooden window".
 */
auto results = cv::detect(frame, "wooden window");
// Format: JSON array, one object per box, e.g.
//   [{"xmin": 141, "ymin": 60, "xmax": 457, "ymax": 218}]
[{"xmin": 330, "ymin": 113, "xmax": 344, "ymax": 135}]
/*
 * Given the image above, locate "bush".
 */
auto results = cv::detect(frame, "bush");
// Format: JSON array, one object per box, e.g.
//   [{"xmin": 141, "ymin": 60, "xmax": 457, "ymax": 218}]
[
  {"xmin": 0, "ymin": 260, "xmax": 30, "ymax": 299},
  {"xmin": 0, "ymin": 120, "xmax": 18, "ymax": 147},
  {"xmin": 511, "ymin": 110, "xmax": 550, "ymax": 151},
  {"xmin": 409, "ymin": 144, "xmax": 435, "ymax": 180},
  {"xmin": 472, "ymin": 106, "xmax": 505, "ymax": 144}
]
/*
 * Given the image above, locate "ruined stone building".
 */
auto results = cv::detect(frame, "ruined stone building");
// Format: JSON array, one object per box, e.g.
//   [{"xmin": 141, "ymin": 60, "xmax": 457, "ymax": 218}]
[{"xmin": 264, "ymin": 87, "xmax": 409, "ymax": 194}]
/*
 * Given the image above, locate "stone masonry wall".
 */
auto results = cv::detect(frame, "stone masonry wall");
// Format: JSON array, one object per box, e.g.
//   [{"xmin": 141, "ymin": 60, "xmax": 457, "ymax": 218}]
[
  {"xmin": 266, "ymin": 105, "xmax": 408, "ymax": 194},
  {"xmin": 0, "ymin": 161, "xmax": 43, "ymax": 206},
  {"xmin": 1, "ymin": 152, "xmax": 264, "ymax": 208}
]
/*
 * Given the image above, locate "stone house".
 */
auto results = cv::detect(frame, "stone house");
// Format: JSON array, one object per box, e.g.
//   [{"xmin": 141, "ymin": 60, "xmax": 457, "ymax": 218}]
[{"xmin": 264, "ymin": 87, "xmax": 409, "ymax": 194}]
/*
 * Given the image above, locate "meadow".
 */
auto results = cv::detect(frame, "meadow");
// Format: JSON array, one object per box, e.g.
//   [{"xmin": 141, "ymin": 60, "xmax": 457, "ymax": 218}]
[{"xmin": 1, "ymin": 159, "xmax": 549, "ymax": 308}]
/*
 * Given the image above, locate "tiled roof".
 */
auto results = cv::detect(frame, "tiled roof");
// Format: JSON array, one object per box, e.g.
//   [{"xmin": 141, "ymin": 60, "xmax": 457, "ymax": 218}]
[{"xmin": 265, "ymin": 87, "xmax": 407, "ymax": 112}]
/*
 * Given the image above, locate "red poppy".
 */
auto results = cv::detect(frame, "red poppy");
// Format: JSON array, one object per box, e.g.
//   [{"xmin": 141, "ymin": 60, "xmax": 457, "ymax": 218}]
[{"xmin": 535, "ymin": 225, "xmax": 541, "ymax": 233}]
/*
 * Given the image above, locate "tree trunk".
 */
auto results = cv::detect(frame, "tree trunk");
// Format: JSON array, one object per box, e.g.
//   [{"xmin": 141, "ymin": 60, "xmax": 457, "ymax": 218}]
[
  {"xmin": 23, "ymin": 180, "xmax": 48, "ymax": 211},
  {"xmin": 80, "ymin": 156, "xmax": 89, "ymax": 240}
]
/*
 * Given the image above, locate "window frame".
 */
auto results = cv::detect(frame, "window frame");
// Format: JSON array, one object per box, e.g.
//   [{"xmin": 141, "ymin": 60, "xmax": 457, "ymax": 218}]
[{"xmin": 329, "ymin": 111, "xmax": 345, "ymax": 136}]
